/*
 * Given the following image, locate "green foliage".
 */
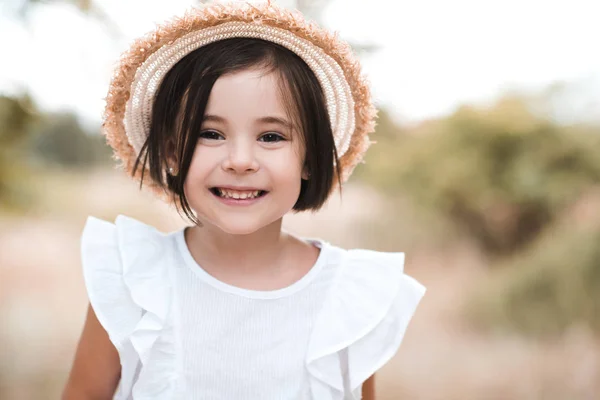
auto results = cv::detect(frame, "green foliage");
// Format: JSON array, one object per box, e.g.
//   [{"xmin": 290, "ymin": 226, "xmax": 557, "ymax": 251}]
[
  {"xmin": 355, "ymin": 89, "xmax": 600, "ymax": 339},
  {"xmin": 29, "ymin": 113, "xmax": 112, "ymax": 167},
  {"xmin": 0, "ymin": 95, "xmax": 38, "ymax": 211},
  {"xmin": 464, "ymin": 221, "xmax": 600, "ymax": 337},
  {"xmin": 352, "ymin": 109, "xmax": 408, "ymax": 181},
  {"xmin": 0, "ymin": 95, "xmax": 37, "ymax": 146},
  {"xmin": 0, "ymin": 94, "xmax": 112, "ymax": 212},
  {"xmin": 360, "ymin": 97, "xmax": 600, "ymax": 256}
]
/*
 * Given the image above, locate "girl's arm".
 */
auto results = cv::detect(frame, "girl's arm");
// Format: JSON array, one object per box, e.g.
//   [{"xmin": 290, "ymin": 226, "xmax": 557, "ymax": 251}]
[
  {"xmin": 62, "ymin": 304, "xmax": 121, "ymax": 400},
  {"xmin": 362, "ymin": 374, "xmax": 376, "ymax": 400}
]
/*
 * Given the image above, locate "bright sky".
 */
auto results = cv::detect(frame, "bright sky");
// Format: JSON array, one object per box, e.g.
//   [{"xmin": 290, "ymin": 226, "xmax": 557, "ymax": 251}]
[{"xmin": 1, "ymin": 0, "xmax": 599, "ymax": 127}]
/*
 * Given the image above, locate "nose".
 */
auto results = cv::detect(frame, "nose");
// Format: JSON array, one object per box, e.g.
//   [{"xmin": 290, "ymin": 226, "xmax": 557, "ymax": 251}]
[{"xmin": 221, "ymin": 137, "xmax": 259, "ymax": 174}]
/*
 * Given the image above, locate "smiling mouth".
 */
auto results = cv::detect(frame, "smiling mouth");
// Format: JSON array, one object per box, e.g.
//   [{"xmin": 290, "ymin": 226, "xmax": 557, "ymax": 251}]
[{"xmin": 209, "ymin": 187, "xmax": 268, "ymax": 200}]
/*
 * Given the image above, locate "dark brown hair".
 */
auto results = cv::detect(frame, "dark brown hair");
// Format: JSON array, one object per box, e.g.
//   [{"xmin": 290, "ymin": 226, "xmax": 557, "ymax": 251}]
[{"xmin": 132, "ymin": 37, "xmax": 341, "ymax": 225}]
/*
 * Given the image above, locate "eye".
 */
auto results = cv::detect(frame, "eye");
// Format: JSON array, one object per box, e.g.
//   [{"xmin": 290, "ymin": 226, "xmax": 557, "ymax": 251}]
[
  {"xmin": 259, "ymin": 132, "xmax": 286, "ymax": 143},
  {"xmin": 198, "ymin": 130, "xmax": 224, "ymax": 140}
]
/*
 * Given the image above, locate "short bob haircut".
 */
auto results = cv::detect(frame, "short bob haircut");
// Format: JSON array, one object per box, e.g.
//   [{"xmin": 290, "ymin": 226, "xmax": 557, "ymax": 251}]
[{"xmin": 132, "ymin": 37, "xmax": 341, "ymax": 225}]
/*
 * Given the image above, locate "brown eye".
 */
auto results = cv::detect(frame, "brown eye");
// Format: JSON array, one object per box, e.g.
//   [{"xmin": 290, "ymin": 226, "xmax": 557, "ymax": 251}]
[
  {"xmin": 259, "ymin": 132, "xmax": 285, "ymax": 143},
  {"xmin": 198, "ymin": 130, "xmax": 224, "ymax": 140}
]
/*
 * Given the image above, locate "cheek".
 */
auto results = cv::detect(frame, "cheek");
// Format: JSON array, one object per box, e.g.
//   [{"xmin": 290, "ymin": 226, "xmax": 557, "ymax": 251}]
[
  {"xmin": 188, "ymin": 146, "xmax": 220, "ymax": 173},
  {"xmin": 182, "ymin": 148, "xmax": 214, "ymax": 193},
  {"xmin": 264, "ymin": 149, "xmax": 304, "ymax": 177},
  {"xmin": 277, "ymin": 140, "xmax": 305, "ymax": 167}
]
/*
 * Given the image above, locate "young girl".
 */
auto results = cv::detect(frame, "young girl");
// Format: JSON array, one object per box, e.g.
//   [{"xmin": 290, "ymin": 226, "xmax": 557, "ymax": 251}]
[{"xmin": 63, "ymin": 2, "xmax": 426, "ymax": 399}]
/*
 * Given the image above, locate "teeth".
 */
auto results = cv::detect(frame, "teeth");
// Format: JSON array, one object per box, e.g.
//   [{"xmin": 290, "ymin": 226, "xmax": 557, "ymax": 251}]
[{"xmin": 217, "ymin": 189, "xmax": 261, "ymax": 199}]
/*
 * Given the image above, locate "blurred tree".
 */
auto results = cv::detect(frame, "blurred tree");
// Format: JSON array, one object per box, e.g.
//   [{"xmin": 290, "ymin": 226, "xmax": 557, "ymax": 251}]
[
  {"xmin": 465, "ymin": 216, "xmax": 600, "ymax": 337},
  {"xmin": 352, "ymin": 107, "xmax": 407, "ymax": 181},
  {"xmin": 0, "ymin": 95, "xmax": 37, "ymax": 147},
  {"xmin": 0, "ymin": 93, "xmax": 111, "ymax": 212},
  {"xmin": 359, "ymin": 94, "xmax": 600, "ymax": 257},
  {"xmin": 28, "ymin": 113, "xmax": 112, "ymax": 167},
  {"xmin": 0, "ymin": 95, "xmax": 39, "ymax": 210}
]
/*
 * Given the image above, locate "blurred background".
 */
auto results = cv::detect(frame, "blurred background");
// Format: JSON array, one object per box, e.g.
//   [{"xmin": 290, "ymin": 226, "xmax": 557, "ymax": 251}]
[{"xmin": 1, "ymin": 0, "xmax": 599, "ymax": 399}]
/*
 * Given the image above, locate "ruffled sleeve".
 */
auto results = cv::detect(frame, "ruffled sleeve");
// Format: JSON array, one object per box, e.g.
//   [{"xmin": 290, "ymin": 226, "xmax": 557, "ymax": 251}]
[
  {"xmin": 80, "ymin": 214, "xmax": 180, "ymax": 399},
  {"xmin": 306, "ymin": 249, "xmax": 426, "ymax": 400}
]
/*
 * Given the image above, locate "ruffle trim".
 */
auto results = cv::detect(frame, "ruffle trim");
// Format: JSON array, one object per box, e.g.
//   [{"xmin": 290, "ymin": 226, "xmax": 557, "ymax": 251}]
[
  {"xmin": 81, "ymin": 215, "xmax": 179, "ymax": 399},
  {"xmin": 306, "ymin": 249, "xmax": 426, "ymax": 400},
  {"xmin": 81, "ymin": 215, "xmax": 426, "ymax": 400}
]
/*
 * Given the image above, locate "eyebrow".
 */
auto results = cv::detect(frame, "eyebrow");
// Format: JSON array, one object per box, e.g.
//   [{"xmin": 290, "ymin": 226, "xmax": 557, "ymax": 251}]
[{"xmin": 203, "ymin": 114, "xmax": 294, "ymax": 130}]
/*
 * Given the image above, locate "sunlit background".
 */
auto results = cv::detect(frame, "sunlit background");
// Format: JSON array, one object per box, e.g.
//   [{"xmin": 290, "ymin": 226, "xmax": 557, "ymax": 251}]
[{"xmin": 1, "ymin": 0, "xmax": 599, "ymax": 399}]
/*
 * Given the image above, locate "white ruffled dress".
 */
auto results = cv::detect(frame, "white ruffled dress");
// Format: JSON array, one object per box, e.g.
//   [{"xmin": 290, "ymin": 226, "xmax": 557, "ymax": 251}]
[{"xmin": 81, "ymin": 215, "xmax": 426, "ymax": 400}]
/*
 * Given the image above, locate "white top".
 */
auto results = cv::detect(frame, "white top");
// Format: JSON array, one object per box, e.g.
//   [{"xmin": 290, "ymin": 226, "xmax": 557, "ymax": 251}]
[{"xmin": 81, "ymin": 214, "xmax": 427, "ymax": 400}]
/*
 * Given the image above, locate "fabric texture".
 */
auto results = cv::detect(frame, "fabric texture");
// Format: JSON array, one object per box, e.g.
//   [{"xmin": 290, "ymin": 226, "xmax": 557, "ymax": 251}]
[{"xmin": 81, "ymin": 215, "xmax": 427, "ymax": 400}]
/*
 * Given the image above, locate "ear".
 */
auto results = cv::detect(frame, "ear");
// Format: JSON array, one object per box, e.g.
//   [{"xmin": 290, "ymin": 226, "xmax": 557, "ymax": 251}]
[
  {"xmin": 167, "ymin": 160, "xmax": 179, "ymax": 176},
  {"xmin": 301, "ymin": 164, "xmax": 310, "ymax": 180},
  {"xmin": 166, "ymin": 137, "xmax": 179, "ymax": 176}
]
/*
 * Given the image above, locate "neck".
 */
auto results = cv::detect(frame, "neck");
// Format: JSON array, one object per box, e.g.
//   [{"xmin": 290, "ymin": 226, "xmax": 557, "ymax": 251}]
[{"xmin": 184, "ymin": 218, "xmax": 289, "ymax": 274}]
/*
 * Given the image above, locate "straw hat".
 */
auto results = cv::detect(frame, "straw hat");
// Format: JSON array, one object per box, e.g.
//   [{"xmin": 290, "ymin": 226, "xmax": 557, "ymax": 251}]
[{"xmin": 102, "ymin": 1, "xmax": 376, "ymax": 200}]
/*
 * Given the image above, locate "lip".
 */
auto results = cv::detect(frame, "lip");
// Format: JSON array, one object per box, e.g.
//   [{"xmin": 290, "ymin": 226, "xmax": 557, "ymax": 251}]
[
  {"xmin": 209, "ymin": 186, "xmax": 268, "ymax": 207},
  {"xmin": 215, "ymin": 186, "xmax": 265, "ymax": 191}
]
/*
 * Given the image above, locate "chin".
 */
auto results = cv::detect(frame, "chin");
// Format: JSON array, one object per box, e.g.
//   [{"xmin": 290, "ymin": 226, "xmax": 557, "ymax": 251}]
[
  {"xmin": 217, "ymin": 224, "xmax": 262, "ymax": 236},
  {"xmin": 212, "ymin": 215, "xmax": 278, "ymax": 236}
]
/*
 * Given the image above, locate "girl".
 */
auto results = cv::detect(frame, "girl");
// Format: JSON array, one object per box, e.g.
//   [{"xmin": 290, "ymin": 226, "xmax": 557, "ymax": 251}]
[{"xmin": 63, "ymin": 2, "xmax": 426, "ymax": 399}]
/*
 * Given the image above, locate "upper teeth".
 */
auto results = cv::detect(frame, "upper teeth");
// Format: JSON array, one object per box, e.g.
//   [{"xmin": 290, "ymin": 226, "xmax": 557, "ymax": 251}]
[{"xmin": 218, "ymin": 189, "xmax": 260, "ymax": 199}]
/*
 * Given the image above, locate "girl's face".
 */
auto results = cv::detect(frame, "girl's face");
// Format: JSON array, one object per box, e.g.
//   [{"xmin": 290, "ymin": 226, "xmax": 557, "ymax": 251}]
[{"xmin": 182, "ymin": 67, "xmax": 307, "ymax": 235}]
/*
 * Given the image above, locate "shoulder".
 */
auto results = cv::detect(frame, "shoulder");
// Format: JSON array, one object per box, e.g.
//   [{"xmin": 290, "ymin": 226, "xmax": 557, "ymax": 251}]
[
  {"xmin": 325, "ymin": 243, "xmax": 425, "ymax": 296},
  {"xmin": 80, "ymin": 213, "xmax": 178, "ymax": 290},
  {"xmin": 81, "ymin": 215, "xmax": 176, "ymax": 314},
  {"xmin": 81, "ymin": 215, "xmax": 180, "ymax": 281},
  {"xmin": 306, "ymin": 243, "xmax": 427, "ymax": 398},
  {"xmin": 79, "ymin": 214, "xmax": 181, "ymax": 397},
  {"xmin": 286, "ymin": 233, "xmax": 322, "ymax": 277},
  {"xmin": 81, "ymin": 214, "xmax": 171, "ymax": 258},
  {"xmin": 80, "ymin": 214, "xmax": 176, "ymax": 341}
]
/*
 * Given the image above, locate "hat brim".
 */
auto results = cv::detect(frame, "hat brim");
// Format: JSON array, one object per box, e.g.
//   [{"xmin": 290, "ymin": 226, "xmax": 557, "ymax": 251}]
[{"xmin": 102, "ymin": 2, "xmax": 376, "ymax": 202}]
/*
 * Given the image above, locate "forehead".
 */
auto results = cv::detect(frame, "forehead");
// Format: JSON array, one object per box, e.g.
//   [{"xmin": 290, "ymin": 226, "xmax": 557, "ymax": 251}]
[{"xmin": 205, "ymin": 68, "xmax": 288, "ymax": 120}]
